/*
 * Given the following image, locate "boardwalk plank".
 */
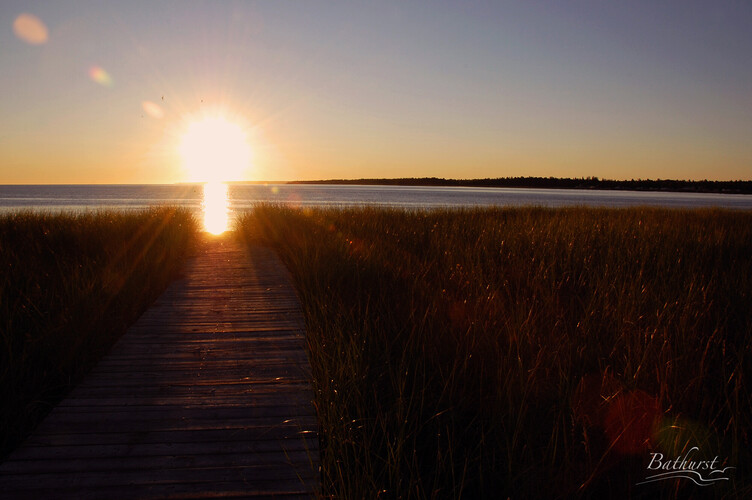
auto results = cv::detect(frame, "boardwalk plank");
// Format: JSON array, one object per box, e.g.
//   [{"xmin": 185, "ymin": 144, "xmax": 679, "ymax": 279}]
[
  {"xmin": 0, "ymin": 464, "xmax": 317, "ymax": 490},
  {"xmin": 57, "ymin": 394, "xmax": 312, "ymax": 407},
  {"xmin": 30, "ymin": 416, "xmax": 318, "ymax": 436},
  {"xmin": 9, "ymin": 438, "xmax": 319, "ymax": 461},
  {"xmin": 1, "ymin": 484, "xmax": 313, "ymax": 500},
  {"xmin": 0, "ymin": 451, "xmax": 316, "ymax": 474}
]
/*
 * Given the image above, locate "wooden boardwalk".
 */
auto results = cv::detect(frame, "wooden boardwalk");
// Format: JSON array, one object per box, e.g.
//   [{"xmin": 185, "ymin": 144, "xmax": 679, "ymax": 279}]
[{"xmin": 0, "ymin": 236, "xmax": 320, "ymax": 499}]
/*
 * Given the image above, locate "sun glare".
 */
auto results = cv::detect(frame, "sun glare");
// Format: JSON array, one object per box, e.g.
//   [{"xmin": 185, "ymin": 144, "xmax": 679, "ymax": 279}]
[
  {"xmin": 178, "ymin": 115, "xmax": 251, "ymax": 183},
  {"xmin": 178, "ymin": 112, "xmax": 249, "ymax": 234}
]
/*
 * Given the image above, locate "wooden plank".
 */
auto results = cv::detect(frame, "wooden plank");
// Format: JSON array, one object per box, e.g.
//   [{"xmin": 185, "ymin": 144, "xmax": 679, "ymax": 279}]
[
  {"xmin": 0, "ymin": 483, "xmax": 314, "ymax": 500},
  {"xmin": 58, "ymin": 385, "xmax": 312, "ymax": 408},
  {"xmin": 9, "ymin": 438, "xmax": 319, "ymax": 461},
  {"xmin": 36, "ymin": 405, "xmax": 315, "ymax": 420},
  {"xmin": 0, "ymin": 236, "xmax": 320, "ymax": 497},
  {"xmin": 0, "ymin": 450, "xmax": 316, "ymax": 474},
  {"xmin": 111, "ymin": 333, "xmax": 306, "ymax": 343},
  {"xmin": 30, "ymin": 415, "xmax": 318, "ymax": 435},
  {"xmin": 107, "ymin": 340, "xmax": 308, "ymax": 355},
  {"xmin": 89, "ymin": 359, "xmax": 311, "ymax": 372},
  {"xmin": 26, "ymin": 421, "xmax": 318, "ymax": 445},
  {"xmin": 80, "ymin": 368, "xmax": 308, "ymax": 383},
  {"xmin": 71, "ymin": 380, "xmax": 312, "ymax": 391},
  {"xmin": 0, "ymin": 464, "xmax": 318, "ymax": 490},
  {"xmin": 57, "ymin": 393, "xmax": 313, "ymax": 407}
]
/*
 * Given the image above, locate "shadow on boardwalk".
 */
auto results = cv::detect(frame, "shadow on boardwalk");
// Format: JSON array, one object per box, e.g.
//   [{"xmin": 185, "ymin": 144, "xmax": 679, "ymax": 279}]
[{"xmin": 0, "ymin": 235, "xmax": 320, "ymax": 499}]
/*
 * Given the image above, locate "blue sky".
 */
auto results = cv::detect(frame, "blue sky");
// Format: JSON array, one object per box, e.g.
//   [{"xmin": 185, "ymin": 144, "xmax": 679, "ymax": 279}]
[{"xmin": 1, "ymin": 1, "xmax": 750, "ymax": 183}]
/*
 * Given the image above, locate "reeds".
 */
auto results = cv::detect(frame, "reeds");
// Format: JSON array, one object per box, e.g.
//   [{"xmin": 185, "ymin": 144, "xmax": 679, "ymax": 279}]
[
  {"xmin": 0, "ymin": 207, "xmax": 198, "ymax": 458},
  {"xmin": 239, "ymin": 205, "xmax": 752, "ymax": 499}
]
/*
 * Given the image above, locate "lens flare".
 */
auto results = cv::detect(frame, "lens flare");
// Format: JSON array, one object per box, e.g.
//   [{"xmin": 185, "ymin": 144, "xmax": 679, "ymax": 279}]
[
  {"xmin": 89, "ymin": 66, "xmax": 113, "ymax": 87},
  {"xmin": 142, "ymin": 101, "xmax": 164, "ymax": 119},
  {"xmin": 13, "ymin": 13, "xmax": 48, "ymax": 45},
  {"xmin": 203, "ymin": 182, "xmax": 230, "ymax": 234}
]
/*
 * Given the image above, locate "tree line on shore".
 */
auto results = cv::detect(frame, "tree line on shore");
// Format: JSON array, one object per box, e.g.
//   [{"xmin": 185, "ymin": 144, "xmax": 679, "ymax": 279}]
[{"xmin": 289, "ymin": 176, "xmax": 752, "ymax": 194}]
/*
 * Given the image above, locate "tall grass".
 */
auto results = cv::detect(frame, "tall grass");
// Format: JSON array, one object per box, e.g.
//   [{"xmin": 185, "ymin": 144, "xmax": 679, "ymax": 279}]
[
  {"xmin": 239, "ymin": 205, "xmax": 752, "ymax": 499},
  {"xmin": 0, "ymin": 207, "xmax": 198, "ymax": 458}
]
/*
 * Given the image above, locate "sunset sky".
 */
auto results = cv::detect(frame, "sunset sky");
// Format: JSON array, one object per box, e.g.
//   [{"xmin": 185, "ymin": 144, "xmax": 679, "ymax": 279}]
[{"xmin": 1, "ymin": 1, "xmax": 751, "ymax": 184}]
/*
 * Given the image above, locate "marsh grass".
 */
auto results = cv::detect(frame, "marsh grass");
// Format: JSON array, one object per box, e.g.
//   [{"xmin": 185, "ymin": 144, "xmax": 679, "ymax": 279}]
[
  {"xmin": 239, "ymin": 205, "xmax": 752, "ymax": 499},
  {"xmin": 0, "ymin": 207, "xmax": 198, "ymax": 458}
]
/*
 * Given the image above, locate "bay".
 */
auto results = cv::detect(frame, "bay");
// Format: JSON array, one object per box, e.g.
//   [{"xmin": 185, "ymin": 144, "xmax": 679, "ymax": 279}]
[{"xmin": 0, "ymin": 184, "xmax": 751, "ymax": 214}]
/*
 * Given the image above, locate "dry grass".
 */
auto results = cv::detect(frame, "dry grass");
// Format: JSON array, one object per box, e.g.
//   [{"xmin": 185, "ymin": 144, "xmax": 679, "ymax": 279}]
[
  {"xmin": 0, "ymin": 207, "xmax": 199, "ymax": 458},
  {"xmin": 239, "ymin": 205, "xmax": 751, "ymax": 499}
]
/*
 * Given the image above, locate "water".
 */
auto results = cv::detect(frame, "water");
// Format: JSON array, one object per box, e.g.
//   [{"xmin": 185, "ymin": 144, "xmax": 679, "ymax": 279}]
[{"xmin": 1, "ymin": 183, "xmax": 751, "ymax": 214}]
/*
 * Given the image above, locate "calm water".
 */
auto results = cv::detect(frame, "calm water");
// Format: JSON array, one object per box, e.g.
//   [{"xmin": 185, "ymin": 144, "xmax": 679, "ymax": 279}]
[{"xmin": 1, "ymin": 184, "xmax": 751, "ymax": 213}]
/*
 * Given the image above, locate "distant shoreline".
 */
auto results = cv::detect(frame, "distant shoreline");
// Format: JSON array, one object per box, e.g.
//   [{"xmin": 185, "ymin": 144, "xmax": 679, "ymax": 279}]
[
  {"xmin": 286, "ymin": 177, "xmax": 752, "ymax": 194},
  {"xmin": 3, "ymin": 178, "xmax": 750, "ymax": 195}
]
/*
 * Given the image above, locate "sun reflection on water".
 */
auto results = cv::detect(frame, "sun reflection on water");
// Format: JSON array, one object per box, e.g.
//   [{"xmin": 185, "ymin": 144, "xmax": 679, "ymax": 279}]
[{"xmin": 203, "ymin": 182, "xmax": 230, "ymax": 234}]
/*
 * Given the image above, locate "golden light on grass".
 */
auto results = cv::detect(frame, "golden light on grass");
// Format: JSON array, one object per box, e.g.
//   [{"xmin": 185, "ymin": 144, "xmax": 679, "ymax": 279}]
[
  {"xmin": 237, "ymin": 206, "xmax": 752, "ymax": 497},
  {"xmin": 13, "ymin": 13, "xmax": 48, "ymax": 45},
  {"xmin": 202, "ymin": 182, "xmax": 230, "ymax": 234}
]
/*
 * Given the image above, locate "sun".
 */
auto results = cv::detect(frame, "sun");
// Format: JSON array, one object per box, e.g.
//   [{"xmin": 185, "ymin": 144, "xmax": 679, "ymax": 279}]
[{"xmin": 178, "ymin": 114, "xmax": 251, "ymax": 182}]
